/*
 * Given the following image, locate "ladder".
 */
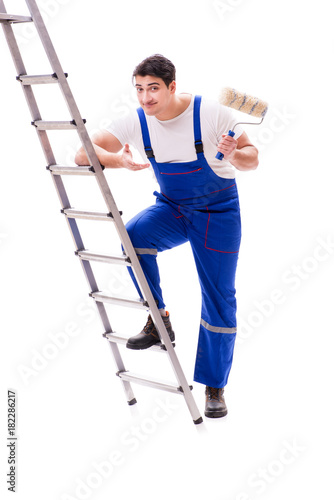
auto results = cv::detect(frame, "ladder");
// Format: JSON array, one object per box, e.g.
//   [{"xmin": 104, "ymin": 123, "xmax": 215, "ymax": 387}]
[{"xmin": 0, "ymin": 0, "xmax": 203, "ymax": 424}]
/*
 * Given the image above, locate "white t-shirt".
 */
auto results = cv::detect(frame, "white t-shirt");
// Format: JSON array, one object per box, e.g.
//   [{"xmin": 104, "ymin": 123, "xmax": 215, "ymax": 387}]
[{"xmin": 106, "ymin": 94, "xmax": 244, "ymax": 179}]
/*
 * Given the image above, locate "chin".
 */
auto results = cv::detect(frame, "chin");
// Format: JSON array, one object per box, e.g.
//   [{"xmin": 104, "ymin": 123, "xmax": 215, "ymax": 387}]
[
  {"xmin": 144, "ymin": 107, "xmax": 156, "ymax": 114},
  {"xmin": 143, "ymin": 103, "xmax": 159, "ymax": 114}
]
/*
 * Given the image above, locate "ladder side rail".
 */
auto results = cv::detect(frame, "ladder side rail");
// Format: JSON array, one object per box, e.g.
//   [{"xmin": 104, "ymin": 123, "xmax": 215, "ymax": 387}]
[
  {"xmin": 107, "ymin": 341, "xmax": 137, "ymax": 404},
  {"xmin": 94, "ymin": 300, "xmax": 137, "ymax": 404}
]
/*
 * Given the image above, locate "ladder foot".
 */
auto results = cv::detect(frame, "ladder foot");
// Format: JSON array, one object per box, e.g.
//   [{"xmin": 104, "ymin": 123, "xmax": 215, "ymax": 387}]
[
  {"xmin": 128, "ymin": 398, "xmax": 137, "ymax": 406},
  {"xmin": 193, "ymin": 417, "xmax": 204, "ymax": 425}
]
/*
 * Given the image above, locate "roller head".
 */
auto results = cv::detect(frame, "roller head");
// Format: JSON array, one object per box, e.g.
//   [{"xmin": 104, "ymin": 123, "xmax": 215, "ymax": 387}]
[{"xmin": 219, "ymin": 87, "xmax": 268, "ymax": 118}]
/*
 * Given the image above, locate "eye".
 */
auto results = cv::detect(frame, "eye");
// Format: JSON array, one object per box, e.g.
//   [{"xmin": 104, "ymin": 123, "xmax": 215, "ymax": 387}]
[{"xmin": 136, "ymin": 87, "xmax": 143, "ymax": 93}]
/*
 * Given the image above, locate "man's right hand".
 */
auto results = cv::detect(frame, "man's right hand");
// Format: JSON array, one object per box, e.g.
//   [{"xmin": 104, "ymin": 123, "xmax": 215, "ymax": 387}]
[{"xmin": 121, "ymin": 143, "xmax": 150, "ymax": 171}]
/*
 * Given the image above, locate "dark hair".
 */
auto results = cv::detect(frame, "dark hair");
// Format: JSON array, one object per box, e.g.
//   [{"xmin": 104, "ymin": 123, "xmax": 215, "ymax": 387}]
[{"xmin": 132, "ymin": 54, "xmax": 176, "ymax": 88}]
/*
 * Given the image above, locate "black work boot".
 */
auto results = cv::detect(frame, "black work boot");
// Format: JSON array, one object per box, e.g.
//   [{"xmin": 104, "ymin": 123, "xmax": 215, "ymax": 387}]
[
  {"xmin": 205, "ymin": 386, "xmax": 228, "ymax": 418},
  {"xmin": 126, "ymin": 312, "xmax": 175, "ymax": 350}
]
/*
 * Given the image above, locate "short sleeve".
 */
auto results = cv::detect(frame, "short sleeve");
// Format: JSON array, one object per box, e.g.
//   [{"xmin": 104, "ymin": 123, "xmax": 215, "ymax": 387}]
[
  {"xmin": 216, "ymin": 103, "xmax": 244, "ymax": 140},
  {"xmin": 106, "ymin": 112, "xmax": 139, "ymax": 147}
]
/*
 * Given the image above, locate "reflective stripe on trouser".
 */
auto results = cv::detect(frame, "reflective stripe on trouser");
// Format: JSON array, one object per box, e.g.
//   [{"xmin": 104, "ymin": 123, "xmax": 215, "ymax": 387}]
[
  {"xmin": 124, "ymin": 196, "xmax": 241, "ymax": 388},
  {"xmin": 194, "ymin": 321, "xmax": 237, "ymax": 388}
]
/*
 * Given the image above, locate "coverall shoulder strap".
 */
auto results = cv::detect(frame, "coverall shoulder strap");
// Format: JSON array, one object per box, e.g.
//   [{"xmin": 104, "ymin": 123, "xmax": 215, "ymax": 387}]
[
  {"xmin": 193, "ymin": 95, "xmax": 204, "ymax": 154},
  {"xmin": 137, "ymin": 107, "xmax": 155, "ymax": 158}
]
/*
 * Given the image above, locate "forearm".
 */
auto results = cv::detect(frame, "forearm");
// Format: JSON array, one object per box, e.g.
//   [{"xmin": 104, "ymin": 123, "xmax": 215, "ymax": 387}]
[
  {"xmin": 231, "ymin": 145, "xmax": 259, "ymax": 171},
  {"xmin": 75, "ymin": 144, "xmax": 123, "ymax": 168}
]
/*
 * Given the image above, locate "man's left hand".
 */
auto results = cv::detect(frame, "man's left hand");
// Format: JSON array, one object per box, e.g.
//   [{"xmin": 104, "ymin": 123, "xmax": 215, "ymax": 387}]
[{"xmin": 216, "ymin": 134, "xmax": 238, "ymax": 161}]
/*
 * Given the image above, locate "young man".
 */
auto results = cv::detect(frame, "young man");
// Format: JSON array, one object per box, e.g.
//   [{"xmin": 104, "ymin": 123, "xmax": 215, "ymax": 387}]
[{"xmin": 75, "ymin": 54, "xmax": 258, "ymax": 418}]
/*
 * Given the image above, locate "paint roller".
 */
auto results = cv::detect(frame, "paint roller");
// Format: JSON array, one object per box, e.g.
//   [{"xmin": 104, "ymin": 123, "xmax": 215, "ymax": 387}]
[{"xmin": 216, "ymin": 87, "xmax": 268, "ymax": 160}]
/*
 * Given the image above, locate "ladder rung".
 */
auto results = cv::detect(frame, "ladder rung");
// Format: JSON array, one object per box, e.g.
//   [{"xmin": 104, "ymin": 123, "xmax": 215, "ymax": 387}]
[
  {"xmin": 0, "ymin": 13, "xmax": 32, "ymax": 24},
  {"xmin": 48, "ymin": 165, "xmax": 96, "ymax": 176},
  {"xmin": 117, "ymin": 371, "xmax": 186, "ymax": 395},
  {"xmin": 17, "ymin": 73, "xmax": 61, "ymax": 85},
  {"xmin": 32, "ymin": 120, "xmax": 78, "ymax": 130},
  {"xmin": 103, "ymin": 332, "xmax": 173, "ymax": 352},
  {"xmin": 90, "ymin": 291, "xmax": 148, "ymax": 310},
  {"xmin": 76, "ymin": 250, "xmax": 131, "ymax": 266},
  {"xmin": 62, "ymin": 208, "xmax": 114, "ymax": 221}
]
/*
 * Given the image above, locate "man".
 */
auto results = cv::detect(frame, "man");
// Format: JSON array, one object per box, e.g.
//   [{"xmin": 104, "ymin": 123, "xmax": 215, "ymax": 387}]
[{"xmin": 75, "ymin": 54, "xmax": 258, "ymax": 418}]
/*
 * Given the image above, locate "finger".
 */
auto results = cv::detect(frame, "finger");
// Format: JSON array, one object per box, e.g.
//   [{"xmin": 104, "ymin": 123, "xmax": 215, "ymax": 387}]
[
  {"xmin": 218, "ymin": 140, "xmax": 236, "ymax": 151},
  {"xmin": 128, "ymin": 162, "xmax": 150, "ymax": 170},
  {"xmin": 135, "ymin": 163, "xmax": 150, "ymax": 169},
  {"xmin": 131, "ymin": 160, "xmax": 150, "ymax": 167},
  {"xmin": 221, "ymin": 135, "xmax": 237, "ymax": 144}
]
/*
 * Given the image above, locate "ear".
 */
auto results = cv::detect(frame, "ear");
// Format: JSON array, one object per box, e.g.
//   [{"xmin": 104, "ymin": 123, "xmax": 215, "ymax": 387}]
[{"xmin": 169, "ymin": 80, "xmax": 176, "ymax": 94}]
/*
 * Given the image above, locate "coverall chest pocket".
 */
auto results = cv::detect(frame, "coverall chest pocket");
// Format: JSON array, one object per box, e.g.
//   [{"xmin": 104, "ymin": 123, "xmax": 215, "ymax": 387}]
[
  {"xmin": 157, "ymin": 163, "xmax": 207, "ymax": 201},
  {"xmin": 204, "ymin": 199, "xmax": 241, "ymax": 254}
]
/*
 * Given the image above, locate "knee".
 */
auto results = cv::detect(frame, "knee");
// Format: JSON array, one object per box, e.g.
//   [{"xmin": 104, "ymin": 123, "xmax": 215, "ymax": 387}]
[
  {"xmin": 125, "ymin": 217, "xmax": 149, "ymax": 247},
  {"xmin": 125, "ymin": 219, "xmax": 136, "ymax": 239}
]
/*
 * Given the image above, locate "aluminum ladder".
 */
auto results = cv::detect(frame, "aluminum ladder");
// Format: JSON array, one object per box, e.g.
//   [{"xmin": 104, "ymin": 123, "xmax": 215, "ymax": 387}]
[{"xmin": 0, "ymin": 0, "xmax": 203, "ymax": 425}]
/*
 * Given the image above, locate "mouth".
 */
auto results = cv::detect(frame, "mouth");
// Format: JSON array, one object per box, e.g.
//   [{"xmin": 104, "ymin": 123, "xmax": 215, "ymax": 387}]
[{"xmin": 144, "ymin": 102, "xmax": 157, "ymax": 108}]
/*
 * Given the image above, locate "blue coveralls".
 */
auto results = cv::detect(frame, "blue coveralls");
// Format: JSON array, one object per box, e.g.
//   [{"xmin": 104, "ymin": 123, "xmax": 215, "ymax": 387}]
[{"xmin": 126, "ymin": 96, "xmax": 241, "ymax": 388}]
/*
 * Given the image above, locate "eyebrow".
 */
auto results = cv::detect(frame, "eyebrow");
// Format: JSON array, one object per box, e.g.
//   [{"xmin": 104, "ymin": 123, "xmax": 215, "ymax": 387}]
[{"xmin": 135, "ymin": 82, "xmax": 161, "ymax": 87}]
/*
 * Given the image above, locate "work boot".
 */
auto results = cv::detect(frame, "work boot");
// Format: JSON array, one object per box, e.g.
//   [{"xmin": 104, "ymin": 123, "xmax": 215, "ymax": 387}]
[
  {"xmin": 126, "ymin": 312, "xmax": 175, "ymax": 350},
  {"xmin": 205, "ymin": 386, "xmax": 228, "ymax": 418}
]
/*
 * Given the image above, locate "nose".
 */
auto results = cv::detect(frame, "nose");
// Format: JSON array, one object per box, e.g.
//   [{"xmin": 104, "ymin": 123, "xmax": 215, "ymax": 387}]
[{"xmin": 141, "ymin": 90, "xmax": 153, "ymax": 104}]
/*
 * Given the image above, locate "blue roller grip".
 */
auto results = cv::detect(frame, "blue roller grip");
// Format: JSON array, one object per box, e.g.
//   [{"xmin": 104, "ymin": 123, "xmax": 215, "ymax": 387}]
[{"xmin": 215, "ymin": 129, "xmax": 235, "ymax": 160}]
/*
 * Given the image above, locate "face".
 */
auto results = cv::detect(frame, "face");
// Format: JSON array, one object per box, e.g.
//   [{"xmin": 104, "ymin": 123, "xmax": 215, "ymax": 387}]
[{"xmin": 135, "ymin": 75, "xmax": 176, "ymax": 119}]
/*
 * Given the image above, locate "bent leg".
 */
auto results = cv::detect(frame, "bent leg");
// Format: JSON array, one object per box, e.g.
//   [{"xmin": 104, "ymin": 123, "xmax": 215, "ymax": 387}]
[{"xmin": 125, "ymin": 200, "xmax": 189, "ymax": 309}]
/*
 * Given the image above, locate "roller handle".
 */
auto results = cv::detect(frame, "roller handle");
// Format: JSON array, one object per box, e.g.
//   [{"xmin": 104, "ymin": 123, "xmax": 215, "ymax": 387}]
[{"xmin": 215, "ymin": 130, "xmax": 235, "ymax": 160}]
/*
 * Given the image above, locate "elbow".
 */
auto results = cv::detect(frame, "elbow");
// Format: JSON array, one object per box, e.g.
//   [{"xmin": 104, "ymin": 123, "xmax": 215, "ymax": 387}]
[
  {"xmin": 251, "ymin": 147, "xmax": 259, "ymax": 170},
  {"xmin": 234, "ymin": 144, "xmax": 259, "ymax": 171},
  {"xmin": 74, "ymin": 148, "xmax": 87, "ymax": 166}
]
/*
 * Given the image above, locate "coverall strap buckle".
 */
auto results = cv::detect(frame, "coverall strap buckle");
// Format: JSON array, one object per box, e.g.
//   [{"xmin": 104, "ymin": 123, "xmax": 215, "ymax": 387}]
[
  {"xmin": 145, "ymin": 147, "xmax": 155, "ymax": 158},
  {"xmin": 195, "ymin": 141, "xmax": 204, "ymax": 154}
]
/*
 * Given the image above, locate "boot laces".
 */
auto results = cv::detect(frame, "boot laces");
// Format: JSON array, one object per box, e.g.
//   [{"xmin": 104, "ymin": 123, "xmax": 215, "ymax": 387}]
[
  {"xmin": 143, "ymin": 315, "xmax": 154, "ymax": 334},
  {"xmin": 207, "ymin": 387, "xmax": 221, "ymax": 401}
]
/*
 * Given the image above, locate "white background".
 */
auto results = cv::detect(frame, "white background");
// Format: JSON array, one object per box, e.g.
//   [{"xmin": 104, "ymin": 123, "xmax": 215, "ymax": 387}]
[{"xmin": 1, "ymin": 0, "xmax": 334, "ymax": 499}]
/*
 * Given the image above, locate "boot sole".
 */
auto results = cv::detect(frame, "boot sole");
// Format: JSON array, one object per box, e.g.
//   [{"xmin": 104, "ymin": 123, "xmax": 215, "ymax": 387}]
[
  {"xmin": 205, "ymin": 409, "xmax": 228, "ymax": 418},
  {"xmin": 126, "ymin": 340, "xmax": 159, "ymax": 350},
  {"xmin": 126, "ymin": 336, "xmax": 175, "ymax": 350}
]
